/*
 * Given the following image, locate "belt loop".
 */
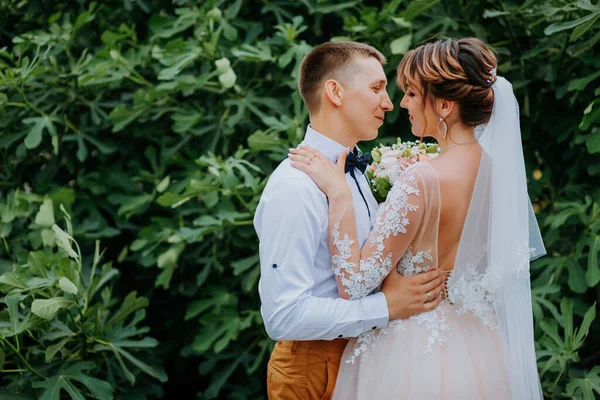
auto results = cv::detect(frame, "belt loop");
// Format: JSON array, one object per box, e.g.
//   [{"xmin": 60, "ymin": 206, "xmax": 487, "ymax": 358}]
[{"xmin": 291, "ymin": 341, "xmax": 298, "ymax": 354}]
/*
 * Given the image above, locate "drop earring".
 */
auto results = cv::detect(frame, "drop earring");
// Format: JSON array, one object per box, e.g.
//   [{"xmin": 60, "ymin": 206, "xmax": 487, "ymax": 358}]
[{"xmin": 437, "ymin": 116, "xmax": 447, "ymax": 139}]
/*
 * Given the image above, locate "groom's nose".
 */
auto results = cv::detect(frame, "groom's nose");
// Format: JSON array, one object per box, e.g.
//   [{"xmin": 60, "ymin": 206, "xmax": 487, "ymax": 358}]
[{"xmin": 381, "ymin": 92, "xmax": 394, "ymax": 112}]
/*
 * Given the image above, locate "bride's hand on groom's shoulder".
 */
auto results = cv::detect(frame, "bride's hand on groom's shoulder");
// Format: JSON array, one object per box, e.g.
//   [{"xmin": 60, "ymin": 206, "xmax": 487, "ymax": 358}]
[{"xmin": 288, "ymin": 145, "xmax": 351, "ymax": 202}]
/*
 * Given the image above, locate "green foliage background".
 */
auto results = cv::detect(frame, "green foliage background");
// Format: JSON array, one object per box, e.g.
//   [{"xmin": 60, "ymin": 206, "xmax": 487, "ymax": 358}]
[{"xmin": 0, "ymin": 0, "xmax": 599, "ymax": 398}]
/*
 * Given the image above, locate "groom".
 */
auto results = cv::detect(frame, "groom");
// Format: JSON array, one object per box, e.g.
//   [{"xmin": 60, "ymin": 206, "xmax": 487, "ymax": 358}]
[{"xmin": 254, "ymin": 41, "xmax": 445, "ymax": 400}]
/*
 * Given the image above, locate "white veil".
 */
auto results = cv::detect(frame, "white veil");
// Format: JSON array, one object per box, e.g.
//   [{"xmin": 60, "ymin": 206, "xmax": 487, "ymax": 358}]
[{"xmin": 447, "ymin": 76, "xmax": 546, "ymax": 398}]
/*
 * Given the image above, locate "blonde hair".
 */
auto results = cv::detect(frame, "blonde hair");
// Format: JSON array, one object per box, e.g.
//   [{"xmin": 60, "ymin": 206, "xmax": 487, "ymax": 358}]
[
  {"xmin": 397, "ymin": 37, "xmax": 497, "ymax": 126},
  {"xmin": 299, "ymin": 41, "xmax": 386, "ymax": 114}
]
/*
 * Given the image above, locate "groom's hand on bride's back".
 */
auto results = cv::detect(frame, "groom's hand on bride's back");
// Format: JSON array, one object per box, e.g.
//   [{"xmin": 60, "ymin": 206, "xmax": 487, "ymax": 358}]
[{"xmin": 381, "ymin": 269, "xmax": 445, "ymax": 320}]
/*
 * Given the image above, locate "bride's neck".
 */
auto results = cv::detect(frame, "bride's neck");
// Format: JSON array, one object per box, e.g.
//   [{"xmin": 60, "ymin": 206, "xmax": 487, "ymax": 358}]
[{"xmin": 436, "ymin": 123, "xmax": 476, "ymax": 151}]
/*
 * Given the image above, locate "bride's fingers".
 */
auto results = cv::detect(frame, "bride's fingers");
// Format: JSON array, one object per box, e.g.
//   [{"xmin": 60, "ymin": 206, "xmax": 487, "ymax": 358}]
[
  {"xmin": 337, "ymin": 147, "xmax": 349, "ymax": 169},
  {"xmin": 288, "ymin": 154, "xmax": 311, "ymax": 164},
  {"xmin": 421, "ymin": 295, "xmax": 442, "ymax": 311},
  {"xmin": 298, "ymin": 144, "xmax": 325, "ymax": 159}
]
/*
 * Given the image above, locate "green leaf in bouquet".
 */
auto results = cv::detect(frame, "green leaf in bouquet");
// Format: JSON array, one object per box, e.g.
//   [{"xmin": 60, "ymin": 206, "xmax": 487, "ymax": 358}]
[
  {"xmin": 31, "ymin": 361, "xmax": 113, "ymax": 400},
  {"xmin": 35, "ymin": 199, "xmax": 55, "ymax": 227},
  {"xmin": 566, "ymin": 366, "xmax": 600, "ymax": 400},
  {"xmin": 31, "ymin": 297, "xmax": 74, "ymax": 320},
  {"xmin": 373, "ymin": 177, "xmax": 391, "ymax": 203}
]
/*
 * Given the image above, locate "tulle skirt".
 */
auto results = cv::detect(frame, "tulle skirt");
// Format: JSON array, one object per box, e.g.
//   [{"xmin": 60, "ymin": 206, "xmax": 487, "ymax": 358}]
[{"xmin": 332, "ymin": 301, "xmax": 511, "ymax": 399}]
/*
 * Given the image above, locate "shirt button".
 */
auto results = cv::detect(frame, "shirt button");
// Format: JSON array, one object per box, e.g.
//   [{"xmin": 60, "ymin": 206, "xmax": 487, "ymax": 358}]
[
  {"xmin": 338, "ymin": 335, "xmax": 343, "ymax": 338},
  {"xmin": 272, "ymin": 264, "xmax": 278, "ymax": 269}
]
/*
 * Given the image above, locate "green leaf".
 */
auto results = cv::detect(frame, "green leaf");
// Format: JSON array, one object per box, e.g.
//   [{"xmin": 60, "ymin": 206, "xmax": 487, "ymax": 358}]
[
  {"xmin": 58, "ymin": 277, "xmax": 78, "ymax": 295},
  {"xmin": 571, "ymin": 12, "xmax": 600, "ymax": 41},
  {"xmin": 94, "ymin": 342, "xmax": 167, "ymax": 383},
  {"xmin": 23, "ymin": 117, "xmax": 57, "ymax": 151},
  {"xmin": 568, "ymin": 70, "xmax": 600, "ymax": 92},
  {"xmin": 185, "ymin": 299, "xmax": 213, "ymax": 320},
  {"xmin": 566, "ymin": 366, "xmax": 600, "ymax": 400},
  {"xmin": 0, "ymin": 272, "xmax": 26, "ymax": 291},
  {"xmin": 35, "ymin": 198, "xmax": 55, "ymax": 227},
  {"xmin": 574, "ymin": 302, "xmax": 596, "ymax": 349},
  {"xmin": 582, "ymin": 100, "xmax": 600, "ymax": 134},
  {"xmin": 28, "ymin": 251, "xmax": 49, "ymax": 278},
  {"xmin": 0, "ymin": 388, "xmax": 35, "ymax": 400},
  {"xmin": 171, "ymin": 108, "xmax": 203, "ymax": 133},
  {"xmin": 105, "ymin": 291, "xmax": 148, "ymax": 329},
  {"xmin": 586, "ymin": 235, "xmax": 600, "ymax": 286},
  {"xmin": 109, "ymin": 104, "xmax": 146, "ymax": 133},
  {"xmin": 565, "ymin": 258, "xmax": 588, "ymax": 293},
  {"xmin": 401, "ymin": 0, "xmax": 440, "ymax": 21},
  {"xmin": 31, "ymin": 361, "xmax": 113, "ymax": 400},
  {"xmin": 52, "ymin": 224, "xmax": 79, "ymax": 260},
  {"xmin": 31, "ymin": 297, "xmax": 73, "ymax": 319},
  {"xmin": 45, "ymin": 337, "xmax": 72, "ymax": 363},
  {"xmin": 149, "ymin": 12, "xmax": 197, "ymax": 40},
  {"xmin": 390, "ymin": 34, "xmax": 412, "ymax": 55},
  {"xmin": 231, "ymin": 255, "xmax": 258, "ymax": 276},
  {"xmin": 157, "ymin": 243, "xmax": 184, "ymax": 269},
  {"xmin": 545, "ymin": 11, "xmax": 600, "ymax": 36},
  {"xmin": 156, "ymin": 176, "xmax": 170, "ymax": 193},
  {"xmin": 3, "ymin": 295, "xmax": 31, "ymax": 337}
]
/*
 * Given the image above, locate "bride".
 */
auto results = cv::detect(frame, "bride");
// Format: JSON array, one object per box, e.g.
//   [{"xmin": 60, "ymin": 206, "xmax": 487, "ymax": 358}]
[{"xmin": 289, "ymin": 37, "xmax": 545, "ymax": 399}]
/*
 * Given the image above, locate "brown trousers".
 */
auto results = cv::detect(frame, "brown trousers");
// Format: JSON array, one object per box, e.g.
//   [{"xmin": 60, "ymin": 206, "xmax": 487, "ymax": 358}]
[{"xmin": 266, "ymin": 339, "xmax": 348, "ymax": 400}]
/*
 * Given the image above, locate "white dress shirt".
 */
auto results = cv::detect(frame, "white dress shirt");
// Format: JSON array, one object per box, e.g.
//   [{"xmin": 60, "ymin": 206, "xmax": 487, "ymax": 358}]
[{"xmin": 254, "ymin": 126, "xmax": 389, "ymax": 341}]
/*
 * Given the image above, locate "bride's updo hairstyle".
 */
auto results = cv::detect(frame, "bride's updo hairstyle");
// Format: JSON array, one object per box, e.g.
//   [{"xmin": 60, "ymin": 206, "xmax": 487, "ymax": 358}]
[{"xmin": 397, "ymin": 37, "xmax": 497, "ymax": 126}]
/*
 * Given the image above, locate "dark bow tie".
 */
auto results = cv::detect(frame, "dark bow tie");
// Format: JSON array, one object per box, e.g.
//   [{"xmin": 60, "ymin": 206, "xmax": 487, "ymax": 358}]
[
  {"xmin": 343, "ymin": 150, "xmax": 372, "ymax": 218},
  {"xmin": 344, "ymin": 151, "xmax": 371, "ymax": 174}
]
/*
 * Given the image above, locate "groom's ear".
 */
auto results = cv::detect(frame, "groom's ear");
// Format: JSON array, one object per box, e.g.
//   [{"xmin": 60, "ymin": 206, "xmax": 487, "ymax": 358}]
[{"xmin": 323, "ymin": 79, "xmax": 343, "ymax": 107}]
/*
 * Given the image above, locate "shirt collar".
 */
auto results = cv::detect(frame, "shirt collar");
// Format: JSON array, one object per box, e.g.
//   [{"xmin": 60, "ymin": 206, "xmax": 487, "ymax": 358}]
[{"xmin": 302, "ymin": 125, "xmax": 359, "ymax": 163}]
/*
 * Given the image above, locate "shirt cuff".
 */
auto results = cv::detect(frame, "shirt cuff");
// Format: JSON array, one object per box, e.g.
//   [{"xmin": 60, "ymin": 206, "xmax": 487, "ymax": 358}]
[{"xmin": 359, "ymin": 292, "xmax": 389, "ymax": 333}]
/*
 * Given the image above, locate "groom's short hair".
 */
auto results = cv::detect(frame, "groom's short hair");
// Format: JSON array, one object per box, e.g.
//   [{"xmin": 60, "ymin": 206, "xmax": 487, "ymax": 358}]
[{"xmin": 299, "ymin": 41, "xmax": 386, "ymax": 115}]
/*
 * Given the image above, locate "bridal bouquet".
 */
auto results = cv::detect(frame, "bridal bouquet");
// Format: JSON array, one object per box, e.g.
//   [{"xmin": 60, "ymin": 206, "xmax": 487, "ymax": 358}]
[{"xmin": 366, "ymin": 139, "xmax": 440, "ymax": 203}]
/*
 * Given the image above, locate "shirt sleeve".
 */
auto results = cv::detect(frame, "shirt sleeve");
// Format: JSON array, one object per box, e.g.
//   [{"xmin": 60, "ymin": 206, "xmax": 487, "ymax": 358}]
[
  {"xmin": 328, "ymin": 165, "xmax": 426, "ymax": 299},
  {"xmin": 255, "ymin": 175, "xmax": 389, "ymax": 341}
]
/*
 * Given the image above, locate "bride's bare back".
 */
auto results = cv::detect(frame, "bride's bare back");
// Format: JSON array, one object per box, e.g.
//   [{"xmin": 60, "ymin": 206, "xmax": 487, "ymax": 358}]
[{"xmin": 428, "ymin": 144, "xmax": 483, "ymax": 271}]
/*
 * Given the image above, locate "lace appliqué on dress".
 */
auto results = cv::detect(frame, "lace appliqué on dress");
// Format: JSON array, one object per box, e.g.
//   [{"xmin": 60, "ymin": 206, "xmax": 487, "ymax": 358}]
[
  {"xmin": 331, "ymin": 167, "xmax": 421, "ymax": 300},
  {"xmin": 332, "ymin": 226, "xmax": 393, "ymax": 299},
  {"xmin": 397, "ymin": 246, "xmax": 433, "ymax": 276},
  {"xmin": 409, "ymin": 306, "xmax": 449, "ymax": 354}
]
